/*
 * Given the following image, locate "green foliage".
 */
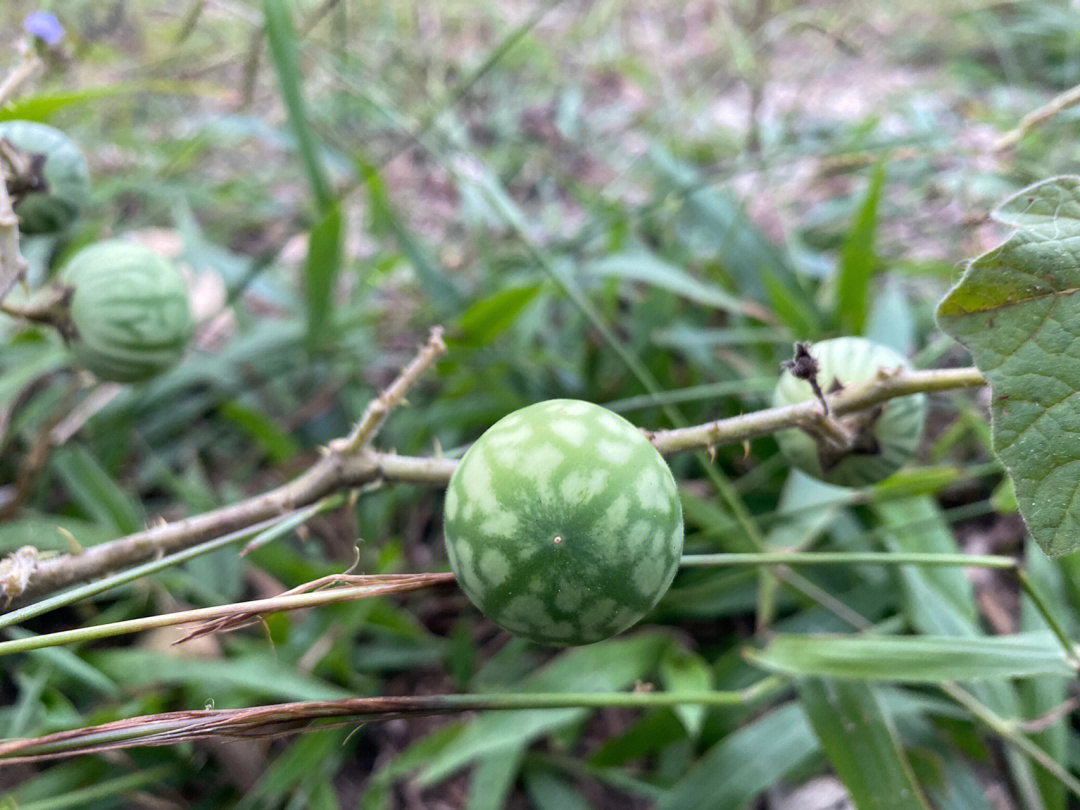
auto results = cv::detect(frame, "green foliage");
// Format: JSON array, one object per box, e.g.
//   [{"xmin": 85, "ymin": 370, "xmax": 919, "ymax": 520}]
[
  {"xmin": 4, "ymin": 2, "xmax": 1080, "ymax": 809},
  {"xmin": 938, "ymin": 176, "xmax": 1080, "ymax": 556}
]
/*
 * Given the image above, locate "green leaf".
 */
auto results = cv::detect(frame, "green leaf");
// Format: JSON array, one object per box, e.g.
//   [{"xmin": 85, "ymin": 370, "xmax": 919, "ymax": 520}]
[
  {"xmin": 522, "ymin": 763, "xmax": 593, "ymax": 810},
  {"xmin": 798, "ymin": 678, "xmax": 931, "ymax": 810},
  {"xmin": 748, "ymin": 631, "xmax": 1074, "ymax": 681},
  {"xmin": 1020, "ymin": 543, "xmax": 1074, "ymax": 810},
  {"xmin": 585, "ymin": 250, "xmax": 755, "ymax": 318},
  {"xmin": 658, "ymin": 645, "xmax": 712, "ymax": 736},
  {"xmin": 50, "ymin": 447, "xmax": 143, "ymax": 536},
  {"xmin": 418, "ymin": 634, "xmax": 665, "ymax": 785},
  {"xmin": 263, "ymin": 0, "xmax": 333, "ymax": 211},
  {"xmin": 456, "ymin": 283, "xmax": 542, "ymax": 344},
  {"xmin": 468, "ymin": 748, "xmax": 526, "ymax": 810},
  {"xmin": 303, "ymin": 202, "xmax": 343, "ymax": 349},
  {"xmin": 874, "ymin": 497, "xmax": 1047, "ymax": 807},
  {"xmin": 89, "ymin": 650, "xmax": 354, "ymax": 702},
  {"xmin": 837, "ymin": 162, "xmax": 886, "ymax": 335},
  {"xmin": 937, "ymin": 176, "xmax": 1080, "ymax": 556},
  {"xmin": 218, "ymin": 400, "xmax": 302, "ymax": 463},
  {"xmin": 648, "ymin": 144, "xmax": 823, "ymax": 334},
  {"xmin": 655, "ymin": 703, "xmax": 818, "ymax": 810},
  {"xmin": 0, "ymin": 83, "xmax": 193, "ymax": 122},
  {"xmin": 361, "ymin": 160, "xmax": 464, "ymax": 315}
]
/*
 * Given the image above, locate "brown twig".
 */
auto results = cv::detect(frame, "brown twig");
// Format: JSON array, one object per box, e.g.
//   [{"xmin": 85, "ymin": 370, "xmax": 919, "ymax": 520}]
[
  {"xmin": 0, "ymin": 683, "xmax": 777, "ymax": 763},
  {"xmin": 0, "ymin": 45, "xmax": 41, "ymax": 303},
  {"xmin": 995, "ymin": 81, "xmax": 1080, "ymax": 151},
  {"xmin": 0, "ymin": 573, "xmax": 458, "ymax": 656},
  {"xmin": 0, "ymin": 363, "xmax": 985, "ymax": 610},
  {"xmin": 175, "ymin": 572, "xmax": 454, "ymax": 642},
  {"xmin": 334, "ymin": 326, "xmax": 446, "ymax": 453}
]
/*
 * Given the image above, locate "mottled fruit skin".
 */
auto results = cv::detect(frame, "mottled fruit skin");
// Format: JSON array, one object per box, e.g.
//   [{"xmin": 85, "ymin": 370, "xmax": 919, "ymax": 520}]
[
  {"xmin": 63, "ymin": 240, "xmax": 193, "ymax": 383},
  {"xmin": 0, "ymin": 120, "xmax": 90, "ymax": 234},
  {"xmin": 772, "ymin": 337, "xmax": 927, "ymax": 487},
  {"xmin": 444, "ymin": 399, "xmax": 684, "ymax": 646}
]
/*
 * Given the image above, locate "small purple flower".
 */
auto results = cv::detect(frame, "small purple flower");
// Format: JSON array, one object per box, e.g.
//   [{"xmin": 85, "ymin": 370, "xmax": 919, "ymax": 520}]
[{"xmin": 24, "ymin": 12, "xmax": 65, "ymax": 48}]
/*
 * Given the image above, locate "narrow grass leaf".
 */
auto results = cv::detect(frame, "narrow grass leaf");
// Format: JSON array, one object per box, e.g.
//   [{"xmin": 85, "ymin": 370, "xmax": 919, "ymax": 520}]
[
  {"xmin": 748, "ymin": 631, "xmax": 1074, "ymax": 681},
  {"xmin": 658, "ymin": 644, "xmax": 712, "ymax": 736},
  {"xmin": 586, "ymin": 250, "xmax": 756, "ymax": 318},
  {"xmin": 798, "ymin": 678, "xmax": 931, "ymax": 810},
  {"xmin": 656, "ymin": 702, "xmax": 818, "ymax": 810},
  {"xmin": 837, "ymin": 162, "xmax": 885, "ymax": 335},
  {"xmin": 4, "ymin": 629, "xmax": 117, "ymax": 696},
  {"xmin": 468, "ymin": 747, "xmax": 526, "ymax": 810},
  {"xmin": 237, "ymin": 728, "xmax": 347, "ymax": 810},
  {"xmin": 648, "ymin": 144, "xmax": 823, "ymax": 334},
  {"xmin": 302, "ymin": 202, "xmax": 343, "ymax": 349},
  {"xmin": 522, "ymin": 763, "xmax": 593, "ymax": 810},
  {"xmin": 361, "ymin": 159, "xmax": 464, "ymax": 315},
  {"xmin": 218, "ymin": 399, "xmax": 302, "ymax": 463},
  {"xmin": 88, "ymin": 650, "xmax": 355, "ymax": 702},
  {"xmin": 50, "ymin": 446, "xmax": 143, "ymax": 535},
  {"xmin": 263, "ymin": 0, "xmax": 332, "ymax": 210},
  {"xmin": 417, "ymin": 634, "xmax": 666, "ymax": 785},
  {"xmin": 456, "ymin": 283, "xmax": 543, "ymax": 344},
  {"xmin": 1020, "ymin": 543, "xmax": 1073, "ymax": 810},
  {"xmin": 14, "ymin": 764, "xmax": 177, "ymax": 810},
  {"xmin": 875, "ymin": 496, "xmax": 1047, "ymax": 808}
]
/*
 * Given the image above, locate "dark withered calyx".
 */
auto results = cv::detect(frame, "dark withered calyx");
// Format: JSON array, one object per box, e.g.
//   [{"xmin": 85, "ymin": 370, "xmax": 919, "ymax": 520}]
[
  {"xmin": 783, "ymin": 341, "xmax": 830, "ymax": 415},
  {"xmin": 0, "ymin": 137, "xmax": 49, "ymax": 205},
  {"xmin": 782, "ymin": 342, "xmax": 886, "ymax": 472}
]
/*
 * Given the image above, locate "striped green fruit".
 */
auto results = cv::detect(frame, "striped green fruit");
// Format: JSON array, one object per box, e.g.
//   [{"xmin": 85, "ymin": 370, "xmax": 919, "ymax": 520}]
[
  {"xmin": 772, "ymin": 337, "xmax": 926, "ymax": 487},
  {"xmin": 444, "ymin": 399, "xmax": 683, "ymax": 646},
  {"xmin": 63, "ymin": 240, "xmax": 194, "ymax": 383},
  {"xmin": 0, "ymin": 120, "xmax": 90, "ymax": 235}
]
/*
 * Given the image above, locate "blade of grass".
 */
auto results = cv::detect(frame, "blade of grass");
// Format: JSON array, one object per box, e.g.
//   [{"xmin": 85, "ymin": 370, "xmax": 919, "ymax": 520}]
[
  {"xmin": 302, "ymin": 201, "xmax": 343, "ymax": 349},
  {"xmin": 748, "ymin": 631, "xmax": 1075, "ymax": 681},
  {"xmin": 837, "ymin": 161, "xmax": 885, "ymax": 334},
  {"xmin": 263, "ymin": 0, "xmax": 332, "ymax": 210},
  {"xmin": 264, "ymin": 0, "xmax": 342, "ymax": 348},
  {"xmin": 798, "ymin": 678, "xmax": 932, "ymax": 810},
  {"xmin": 15, "ymin": 764, "xmax": 178, "ymax": 810}
]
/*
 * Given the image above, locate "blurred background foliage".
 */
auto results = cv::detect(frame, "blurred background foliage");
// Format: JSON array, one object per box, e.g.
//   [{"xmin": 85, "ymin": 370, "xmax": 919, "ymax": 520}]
[{"xmin": 3, "ymin": 1, "xmax": 1080, "ymax": 808}]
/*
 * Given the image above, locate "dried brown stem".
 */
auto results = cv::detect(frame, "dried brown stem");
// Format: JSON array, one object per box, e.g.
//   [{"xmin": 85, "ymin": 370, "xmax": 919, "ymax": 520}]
[
  {"xmin": 0, "ymin": 683, "xmax": 777, "ymax": 763},
  {"xmin": 175, "ymin": 572, "xmax": 454, "ymax": 642},
  {"xmin": 995, "ymin": 81, "xmax": 1080, "ymax": 151},
  {"xmin": 334, "ymin": 326, "xmax": 446, "ymax": 452},
  {"xmin": 0, "ymin": 47, "xmax": 41, "ymax": 303}
]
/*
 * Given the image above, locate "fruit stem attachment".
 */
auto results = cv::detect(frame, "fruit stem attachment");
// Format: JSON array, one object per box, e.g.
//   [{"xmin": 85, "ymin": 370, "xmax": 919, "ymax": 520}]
[{"xmin": 0, "ymin": 283, "xmax": 74, "ymax": 336}]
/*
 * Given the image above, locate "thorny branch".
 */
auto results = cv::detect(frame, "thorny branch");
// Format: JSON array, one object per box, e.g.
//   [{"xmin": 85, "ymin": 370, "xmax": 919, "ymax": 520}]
[
  {"xmin": 0, "ymin": 44, "xmax": 41, "ymax": 303},
  {"xmin": 0, "ymin": 353, "xmax": 985, "ymax": 611}
]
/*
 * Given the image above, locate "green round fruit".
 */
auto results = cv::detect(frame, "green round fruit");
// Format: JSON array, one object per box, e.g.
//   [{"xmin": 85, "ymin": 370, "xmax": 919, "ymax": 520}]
[
  {"xmin": 772, "ymin": 337, "xmax": 927, "ymax": 488},
  {"xmin": 0, "ymin": 120, "xmax": 90, "ymax": 234},
  {"xmin": 62, "ymin": 240, "xmax": 193, "ymax": 383},
  {"xmin": 443, "ymin": 399, "xmax": 684, "ymax": 646}
]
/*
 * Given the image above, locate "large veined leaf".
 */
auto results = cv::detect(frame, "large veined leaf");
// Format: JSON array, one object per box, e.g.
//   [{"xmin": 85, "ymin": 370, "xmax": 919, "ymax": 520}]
[{"xmin": 938, "ymin": 176, "xmax": 1080, "ymax": 556}]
